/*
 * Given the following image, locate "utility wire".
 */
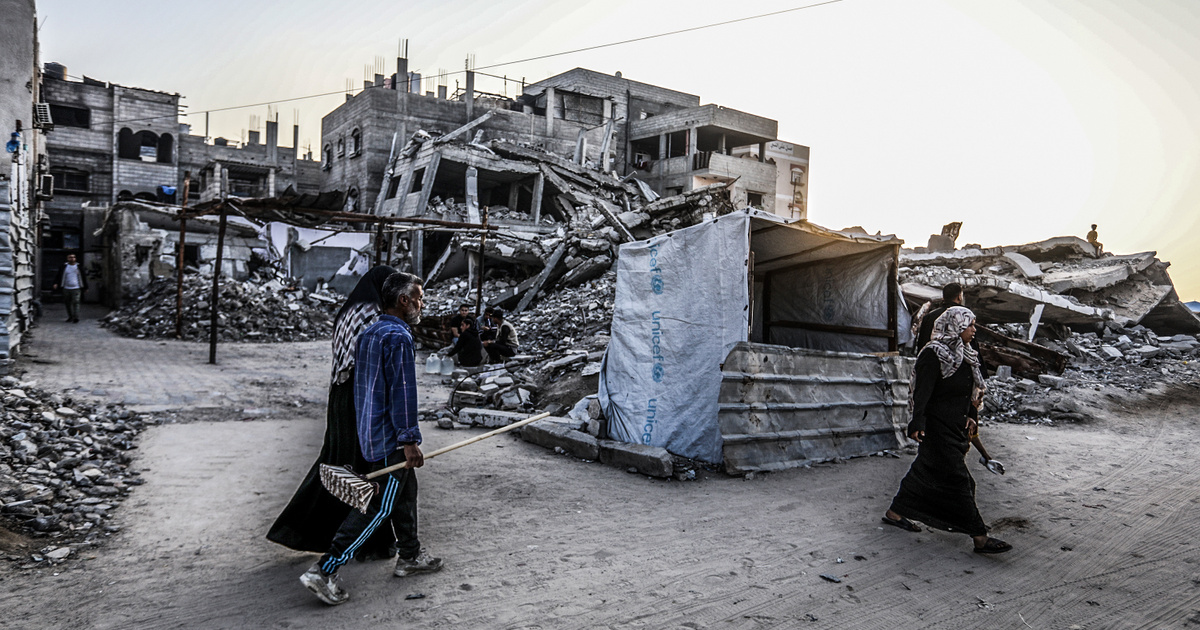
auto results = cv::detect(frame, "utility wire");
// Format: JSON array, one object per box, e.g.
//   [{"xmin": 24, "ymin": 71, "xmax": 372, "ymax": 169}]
[{"xmin": 113, "ymin": 0, "xmax": 845, "ymax": 125}]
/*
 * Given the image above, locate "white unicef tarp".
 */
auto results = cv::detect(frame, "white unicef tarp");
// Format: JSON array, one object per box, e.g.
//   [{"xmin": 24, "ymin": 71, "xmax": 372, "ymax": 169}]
[{"xmin": 598, "ymin": 214, "xmax": 751, "ymax": 463}]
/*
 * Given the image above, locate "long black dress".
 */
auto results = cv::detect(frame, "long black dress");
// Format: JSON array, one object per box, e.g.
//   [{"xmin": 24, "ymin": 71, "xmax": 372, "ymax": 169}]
[
  {"xmin": 888, "ymin": 349, "xmax": 988, "ymax": 536},
  {"xmin": 266, "ymin": 377, "xmax": 396, "ymax": 555}
]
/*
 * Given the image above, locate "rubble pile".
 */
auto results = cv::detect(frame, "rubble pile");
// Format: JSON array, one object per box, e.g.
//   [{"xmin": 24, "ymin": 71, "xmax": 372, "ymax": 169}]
[
  {"xmin": 904, "ymin": 233, "xmax": 1200, "ymax": 426},
  {"xmin": 101, "ymin": 271, "xmax": 342, "ymax": 342},
  {"xmin": 901, "ymin": 236, "xmax": 1200, "ymax": 336},
  {"xmin": 0, "ymin": 376, "xmax": 154, "ymax": 564}
]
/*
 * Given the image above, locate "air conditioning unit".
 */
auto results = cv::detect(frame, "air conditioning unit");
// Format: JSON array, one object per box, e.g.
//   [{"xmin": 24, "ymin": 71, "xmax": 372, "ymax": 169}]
[
  {"xmin": 33, "ymin": 103, "xmax": 53, "ymax": 131},
  {"xmin": 37, "ymin": 173, "xmax": 54, "ymax": 201}
]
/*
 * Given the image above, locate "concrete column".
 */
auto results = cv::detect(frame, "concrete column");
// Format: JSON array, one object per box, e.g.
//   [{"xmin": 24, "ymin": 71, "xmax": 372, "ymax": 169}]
[
  {"xmin": 508, "ymin": 183, "xmax": 519, "ymax": 210},
  {"xmin": 465, "ymin": 166, "xmax": 480, "ymax": 224},
  {"xmin": 531, "ymin": 172, "xmax": 544, "ymax": 222},
  {"xmin": 267, "ymin": 168, "xmax": 276, "ymax": 198},
  {"xmin": 687, "ymin": 126, "xmax": 698, "ymax": 157},
  {"xmin": 545, "ymin": 87, "xmax": 555, "ymax": 135},
  {"xmin": 266, "ymin": 121, "xmax": 279, "ymax": 164},
  {"xmin": 718, "ymin": 133, "xmax": 727, "ymax": 155},
  {"xmin": 758, "ymin": 142, "xmax": 766, "ymax": 163},
  {"xmin": 658, "ymin": 134, "xmax": 667, "ymax": 160},
  {"xmin": 292, "ymin": 125, "xmax": 300, "ymax": 164},
  {"xmin": 465, "ymin": 71, "xmax": 475, "ymax": 120}
]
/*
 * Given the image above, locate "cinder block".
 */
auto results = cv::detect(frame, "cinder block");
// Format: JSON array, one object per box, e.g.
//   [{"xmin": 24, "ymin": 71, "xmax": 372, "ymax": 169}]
[
  {"xmin": 598, "ymin": 440, "xmax": 673, "ymax": 478},
  {"xmin": 521, "ymin": 420, "xmax": 599, "ymax": 461},
  {"xmin": 457, "ymin": 407, "xmax": 526, "ymax": 428}
]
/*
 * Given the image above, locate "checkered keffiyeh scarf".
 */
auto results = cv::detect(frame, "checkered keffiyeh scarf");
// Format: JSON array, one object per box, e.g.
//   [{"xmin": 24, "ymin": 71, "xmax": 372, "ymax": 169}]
[{"xmin": 331, "ymin": 302, "xmax": 380, "ymax": 385}]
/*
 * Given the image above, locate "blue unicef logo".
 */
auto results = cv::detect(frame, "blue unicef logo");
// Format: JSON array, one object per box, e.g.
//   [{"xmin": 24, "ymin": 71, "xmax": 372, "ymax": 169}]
[
  {"xmin": 651, "ymin": 275, "xmax": 664, "ymax": 294},
  {"xmin": 652, "ymin": 363, "xmax": 664, "ymax": 382}
]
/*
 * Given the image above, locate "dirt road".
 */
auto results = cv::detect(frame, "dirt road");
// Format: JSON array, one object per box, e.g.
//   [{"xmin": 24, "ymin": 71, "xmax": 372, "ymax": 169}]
[{"xmin": 3, "ymin": 314, "xmax": 1200, "ymax": 629}]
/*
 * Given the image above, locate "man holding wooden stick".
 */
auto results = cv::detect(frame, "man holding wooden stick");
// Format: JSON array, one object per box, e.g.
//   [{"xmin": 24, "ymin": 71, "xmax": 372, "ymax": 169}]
[{"xmin": 301, "ymin": 271, "xmax": 443, "ymax": 606}]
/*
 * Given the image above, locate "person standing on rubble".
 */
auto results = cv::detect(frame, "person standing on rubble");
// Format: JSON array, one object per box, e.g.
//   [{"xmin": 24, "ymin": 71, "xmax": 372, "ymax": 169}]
[
  {"xmin": 300, "ymin": 271, "xmax": 443, "ymax": 605},
  {"xmin": 882, "ymin": 306, "xmax": 1012, "ymax": 555},
  {"xmin": 268, "ymin": 265, "xmax": 400, "ymax": 561},
  {"xmin": 482, "ymin": 308, "xmax": 519, "ymax": 364},
  {"xmin": 53, "ymin": 253, "xmax": 87, "ymax": 323}
]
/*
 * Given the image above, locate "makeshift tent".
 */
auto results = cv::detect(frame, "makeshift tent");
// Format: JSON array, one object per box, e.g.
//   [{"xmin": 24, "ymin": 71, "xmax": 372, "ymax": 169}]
[{"xmin": 599, "ymin": 210, "xmax": 913, "ymax": 471}]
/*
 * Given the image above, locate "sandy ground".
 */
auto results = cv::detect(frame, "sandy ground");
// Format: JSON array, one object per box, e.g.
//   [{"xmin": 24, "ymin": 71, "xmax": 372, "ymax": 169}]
[{"xmin": 3, "ymin": 316, "xmax": 1200, "ymax": 629}]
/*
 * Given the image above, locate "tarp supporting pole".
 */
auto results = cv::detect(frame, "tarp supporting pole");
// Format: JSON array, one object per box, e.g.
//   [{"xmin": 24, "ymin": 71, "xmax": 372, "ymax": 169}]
[
  {"xmin": 208, "ymin": 204, "xmax": 228, "ymax": 365},
  {"xmin": 888, "ymin": 245, "xmax": 899, "ymax": 352}
]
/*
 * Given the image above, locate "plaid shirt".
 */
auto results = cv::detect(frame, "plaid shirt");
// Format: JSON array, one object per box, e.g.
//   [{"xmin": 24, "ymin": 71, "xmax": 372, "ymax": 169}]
[
  {"xmin": 331, "ymin": 302, "xmax": 380, "ymax": 385},
  {"xmin": 354, "ymin": 315, "xmax": 421, "ymax": 462}
]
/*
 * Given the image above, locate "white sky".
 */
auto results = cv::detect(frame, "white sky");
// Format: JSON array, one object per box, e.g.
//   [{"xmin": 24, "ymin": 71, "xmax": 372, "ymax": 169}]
[{"xmin": 36, "ymin": 0, "xmax": 1200, "ymax": 299}]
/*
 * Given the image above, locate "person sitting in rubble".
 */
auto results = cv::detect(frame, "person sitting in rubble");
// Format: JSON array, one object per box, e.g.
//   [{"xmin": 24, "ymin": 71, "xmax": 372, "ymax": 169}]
[
  {"xmin": 477, "ymin": 306, "xmax": 497, "ymax": 343},
  {"xmin": 445, "ymin": 315, "xmax": 484, "ymax": 368},
  {"xmin": 447, "ymin": 303, "xmax": 473, "ymax": 345},
  {"xmin": 482, "ymin": 308, "xmax": 519, "ymax": 364},
  {"xmin": 1086, "ymin": 224, "xmax": 1104, "ymax": 257}
]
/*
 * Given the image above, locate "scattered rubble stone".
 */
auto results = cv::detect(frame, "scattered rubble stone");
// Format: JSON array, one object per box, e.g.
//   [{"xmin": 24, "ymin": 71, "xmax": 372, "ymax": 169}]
[
  {"xmin": 101, "ymin": 270, "xmax": 342, "ymax": 342},
  {"xmin": 0, "ymin": 376, "xmax": 155, "ymax": 564}
]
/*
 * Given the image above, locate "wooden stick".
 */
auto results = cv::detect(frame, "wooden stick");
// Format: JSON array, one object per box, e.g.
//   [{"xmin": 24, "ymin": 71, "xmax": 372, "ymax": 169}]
[{"xmin": 363, "ymin": 411, "xmax": 551, "ymax": 479}]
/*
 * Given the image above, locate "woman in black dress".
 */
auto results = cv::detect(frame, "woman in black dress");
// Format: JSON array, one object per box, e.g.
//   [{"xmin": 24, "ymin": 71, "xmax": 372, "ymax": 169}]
[
  {"xmin": 882, "ymin": 306, "xmax": 1012, "ymax": 554},
  {"xmin": 267, "ymin": 266, "xmax": 399, "ymax": 560}
]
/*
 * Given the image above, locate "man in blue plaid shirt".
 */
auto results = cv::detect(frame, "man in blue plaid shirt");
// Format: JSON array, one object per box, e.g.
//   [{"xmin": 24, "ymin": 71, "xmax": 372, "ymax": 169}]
[{"xmin": 301, "ymin": 271, "xmax": 444, "ymax": 605}]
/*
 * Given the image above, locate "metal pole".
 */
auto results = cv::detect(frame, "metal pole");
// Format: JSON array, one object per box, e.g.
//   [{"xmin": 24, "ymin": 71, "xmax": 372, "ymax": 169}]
[
  {"xmin": 475, "ymin": 207, "xmax": 487, "ymax": 315},
  {"xmin": 887, "ymin": 245, "xmax": 899, "ymax": 353},
  {"xmin": 373, "ymin": 219, "xmax": 385, "ymax": 266},
  {"xmin": 175, "ymin": 172, "xmax": 191, "ymax": 339},
  {"xmin": 208, "ymin": 204, "xmax": 228, "ymax": 364}
]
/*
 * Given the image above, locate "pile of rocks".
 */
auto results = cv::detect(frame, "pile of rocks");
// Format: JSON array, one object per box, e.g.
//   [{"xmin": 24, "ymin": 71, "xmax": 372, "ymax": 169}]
[
  {"xmin": 101, "ymin": 271, "xmax": 342, "ymax": 343},
  {"xmin": 978, "ymin": 323, "xmax": 1200, "ymax": 424},
  {"xmin": 0, "ymin": 376, "xmax": 154, "ymax": 566}
]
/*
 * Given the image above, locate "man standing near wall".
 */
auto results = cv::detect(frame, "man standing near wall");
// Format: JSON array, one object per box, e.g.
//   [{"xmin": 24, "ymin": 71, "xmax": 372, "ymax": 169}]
[
  {"xmin": 300, "ymin": 271, "xmax": 443, "ymax": 606},
  {"xmin": 53, "ymin": 254, "xmax": 87, "ymax": 323}
]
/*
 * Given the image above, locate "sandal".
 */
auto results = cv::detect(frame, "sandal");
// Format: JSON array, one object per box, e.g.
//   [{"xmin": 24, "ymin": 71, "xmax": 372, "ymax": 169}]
[
  {"xmin": 973, "ymin": 537, "xmax": 1013, "ymax": 554},
  {"xmin": 881, "ymin": 515, "xmax": 921, "ymax": 532}
]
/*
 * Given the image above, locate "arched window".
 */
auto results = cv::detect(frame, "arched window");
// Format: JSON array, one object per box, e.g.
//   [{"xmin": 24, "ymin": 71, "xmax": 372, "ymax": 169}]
[
  {"xmin": 336, "ymin": 138, "xmax": 345, "ymax": 157},
  {"xmin": 350, "ymin": 128, "xmax": 361, "ymax": 156},
  {"xmin": 323, "ymin": 143, "xmax": 333, "ymax": 170},
  {"xmin": 117, "ymin": 189, "xmax": 134, "ymax": 201},
  {"xmin": 157, "ymin": 133, "xmax": 174, "ymax": 163},
  {"xmin": 133, "ymin": 191, "xmax": 157, "ymax": 202},
  {"xmin": 118, "ymin": 128, "xmax": 139, "ymax": 159}
]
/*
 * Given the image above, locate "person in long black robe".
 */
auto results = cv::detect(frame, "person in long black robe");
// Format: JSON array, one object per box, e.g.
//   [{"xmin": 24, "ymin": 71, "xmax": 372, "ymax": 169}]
[
  {"xmin": 267, "ymin": 266, "xmax": 399, "ymax": 559},
  {"xmin": 882, "ymin": 306, "xmax": 1012, "ymax": 554}
]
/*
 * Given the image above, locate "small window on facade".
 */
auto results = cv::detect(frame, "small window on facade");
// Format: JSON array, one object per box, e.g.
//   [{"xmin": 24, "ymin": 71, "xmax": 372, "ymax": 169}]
[
  {"xmin": 346, "ymin": 188, "xmax": 360, "ymax": 213},
  {"xmin": 747, "ymin": 192, "xmax": 764, "ymax": 208},
  {"xmin": 350, "ymin": 128, "xmax": 361, "ymax": 156},
  {"xmin": 48, "ymin": 104, "xmax": 90, "ymax": 128},
  {"xmin": 157, "ymin": 133, "xmax": 174, "ymax": 163},
  {"xmin": 50, "ymin": 169, "xmax": 89, "ymax": 193},
  {"xmin": 118, "ymin": 128, "xmax": 139, "ymax": 159},
  {"xmin": 323, "ymin": 144, "xmax": 333, "ymax": 169},
  {"xmin": 336, "ymin": 138, "xmax": 345, "ymax": 157},
  {"xmin": 790, "ymin": 166, "xmax": 805, "ymax": 185},
  {"xmin": 135, "ymin": 130, "xmax": 159, "ymax": 162}
]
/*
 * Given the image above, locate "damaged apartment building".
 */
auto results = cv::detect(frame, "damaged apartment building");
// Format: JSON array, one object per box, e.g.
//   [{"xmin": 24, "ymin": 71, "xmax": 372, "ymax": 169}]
[
  {"xmin": 38, "ymin": 63, "xmax": 321, "ymax": 305},
  {"xmin": 318, "ymin": 61, "xmax": 809, "ymax": 277}
]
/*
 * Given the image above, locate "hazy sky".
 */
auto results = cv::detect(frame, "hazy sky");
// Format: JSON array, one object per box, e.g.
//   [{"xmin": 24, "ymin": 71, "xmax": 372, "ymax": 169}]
[{"xmin": 36, "ymin": 0, "xmax": 1200, "ymax": 299}]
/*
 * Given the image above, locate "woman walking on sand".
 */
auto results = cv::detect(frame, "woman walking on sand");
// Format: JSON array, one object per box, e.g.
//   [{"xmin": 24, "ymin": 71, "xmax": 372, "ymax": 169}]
[
  {"xmin": 881, "ymin": 306, "xmax": 1012, "ymax": 555},
  {"xmin": 267, "ymin": 266, "xmax": 399, "ymax": 560}
]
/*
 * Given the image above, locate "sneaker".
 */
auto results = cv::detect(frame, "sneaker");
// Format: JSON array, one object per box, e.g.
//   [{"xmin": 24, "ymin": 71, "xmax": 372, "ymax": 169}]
[
  {"xmin": 394, "ymin": 549, "xmax": 443, "ymax": 577},
  {"xmin": 300, "ymin": 562, "xmax": 349, "ymax": 605}
]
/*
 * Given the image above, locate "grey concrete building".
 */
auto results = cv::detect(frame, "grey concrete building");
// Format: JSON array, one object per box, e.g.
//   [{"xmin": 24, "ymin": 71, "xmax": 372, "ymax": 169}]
[
  {"xmin": 39, "ymin": 65, "xmax": 320, "ymax": 304},
  {"xmin": 0, "ymin": 0, "xmax": 47, "ymax": 368},
  {"xmin": 320, "ymin": 63, "xmax": 804, "ymax": 218}
]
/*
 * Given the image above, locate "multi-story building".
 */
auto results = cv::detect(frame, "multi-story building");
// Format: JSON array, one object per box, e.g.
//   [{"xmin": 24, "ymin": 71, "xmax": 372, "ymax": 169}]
[
  {"xmin": 321, "ymin": 63, "xmax": 807, "ymax": 218},
  {"xmin": 0, "ymin": 0, "xmax": 47, "ymax": 368},
  {"xmin": 39, "ymin": 64, "xmax": 320, "ymax": 302}
]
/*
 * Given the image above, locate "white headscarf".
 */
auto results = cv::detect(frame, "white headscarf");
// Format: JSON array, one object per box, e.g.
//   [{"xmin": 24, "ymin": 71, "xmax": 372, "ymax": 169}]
[{"xmin": 923, "ymin": 305, "xmax": 986, "ymax": 392}]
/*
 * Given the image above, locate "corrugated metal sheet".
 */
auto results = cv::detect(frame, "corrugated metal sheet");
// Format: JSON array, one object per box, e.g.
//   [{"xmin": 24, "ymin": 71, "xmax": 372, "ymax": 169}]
[{"xmin": 718, "ymin": 342, "xmax": 914, "ymax": 474}]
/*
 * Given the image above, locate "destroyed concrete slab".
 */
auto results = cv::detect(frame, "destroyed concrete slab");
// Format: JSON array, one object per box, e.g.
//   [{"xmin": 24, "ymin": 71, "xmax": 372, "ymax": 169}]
[
  {"xmin": 457, "ymin": 408, "xmax": 527, "ymax": 428},
  {"xmin": 521, "ymin": 420, "xmax": 600, "ymax": 460},
  {"xmin": 598, "ymin": 440, "xmax": 674, "ymax": 478},
  {"xmin": 1041, "ymin": 252, "xmax": 1157, "ymax": 293},
  {"xmin": 1001, "ymin": 252, "xmax": 1043, "ymax": 279}
]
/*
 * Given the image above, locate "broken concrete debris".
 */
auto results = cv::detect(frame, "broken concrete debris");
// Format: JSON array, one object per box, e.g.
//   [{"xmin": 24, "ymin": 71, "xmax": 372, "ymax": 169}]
[
  {"xmin": 101, "ymin": 271, "xmax": 341, "ymax": 343},
  {"xmin": 0, "ymin": 375, "xmax": 154, "ymax": 568}
]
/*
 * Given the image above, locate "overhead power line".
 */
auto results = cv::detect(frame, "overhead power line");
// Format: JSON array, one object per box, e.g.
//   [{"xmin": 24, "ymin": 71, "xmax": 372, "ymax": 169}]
[{"xmin": 114, "ymin": 0, "xmax": 846, "ymax": 125}]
